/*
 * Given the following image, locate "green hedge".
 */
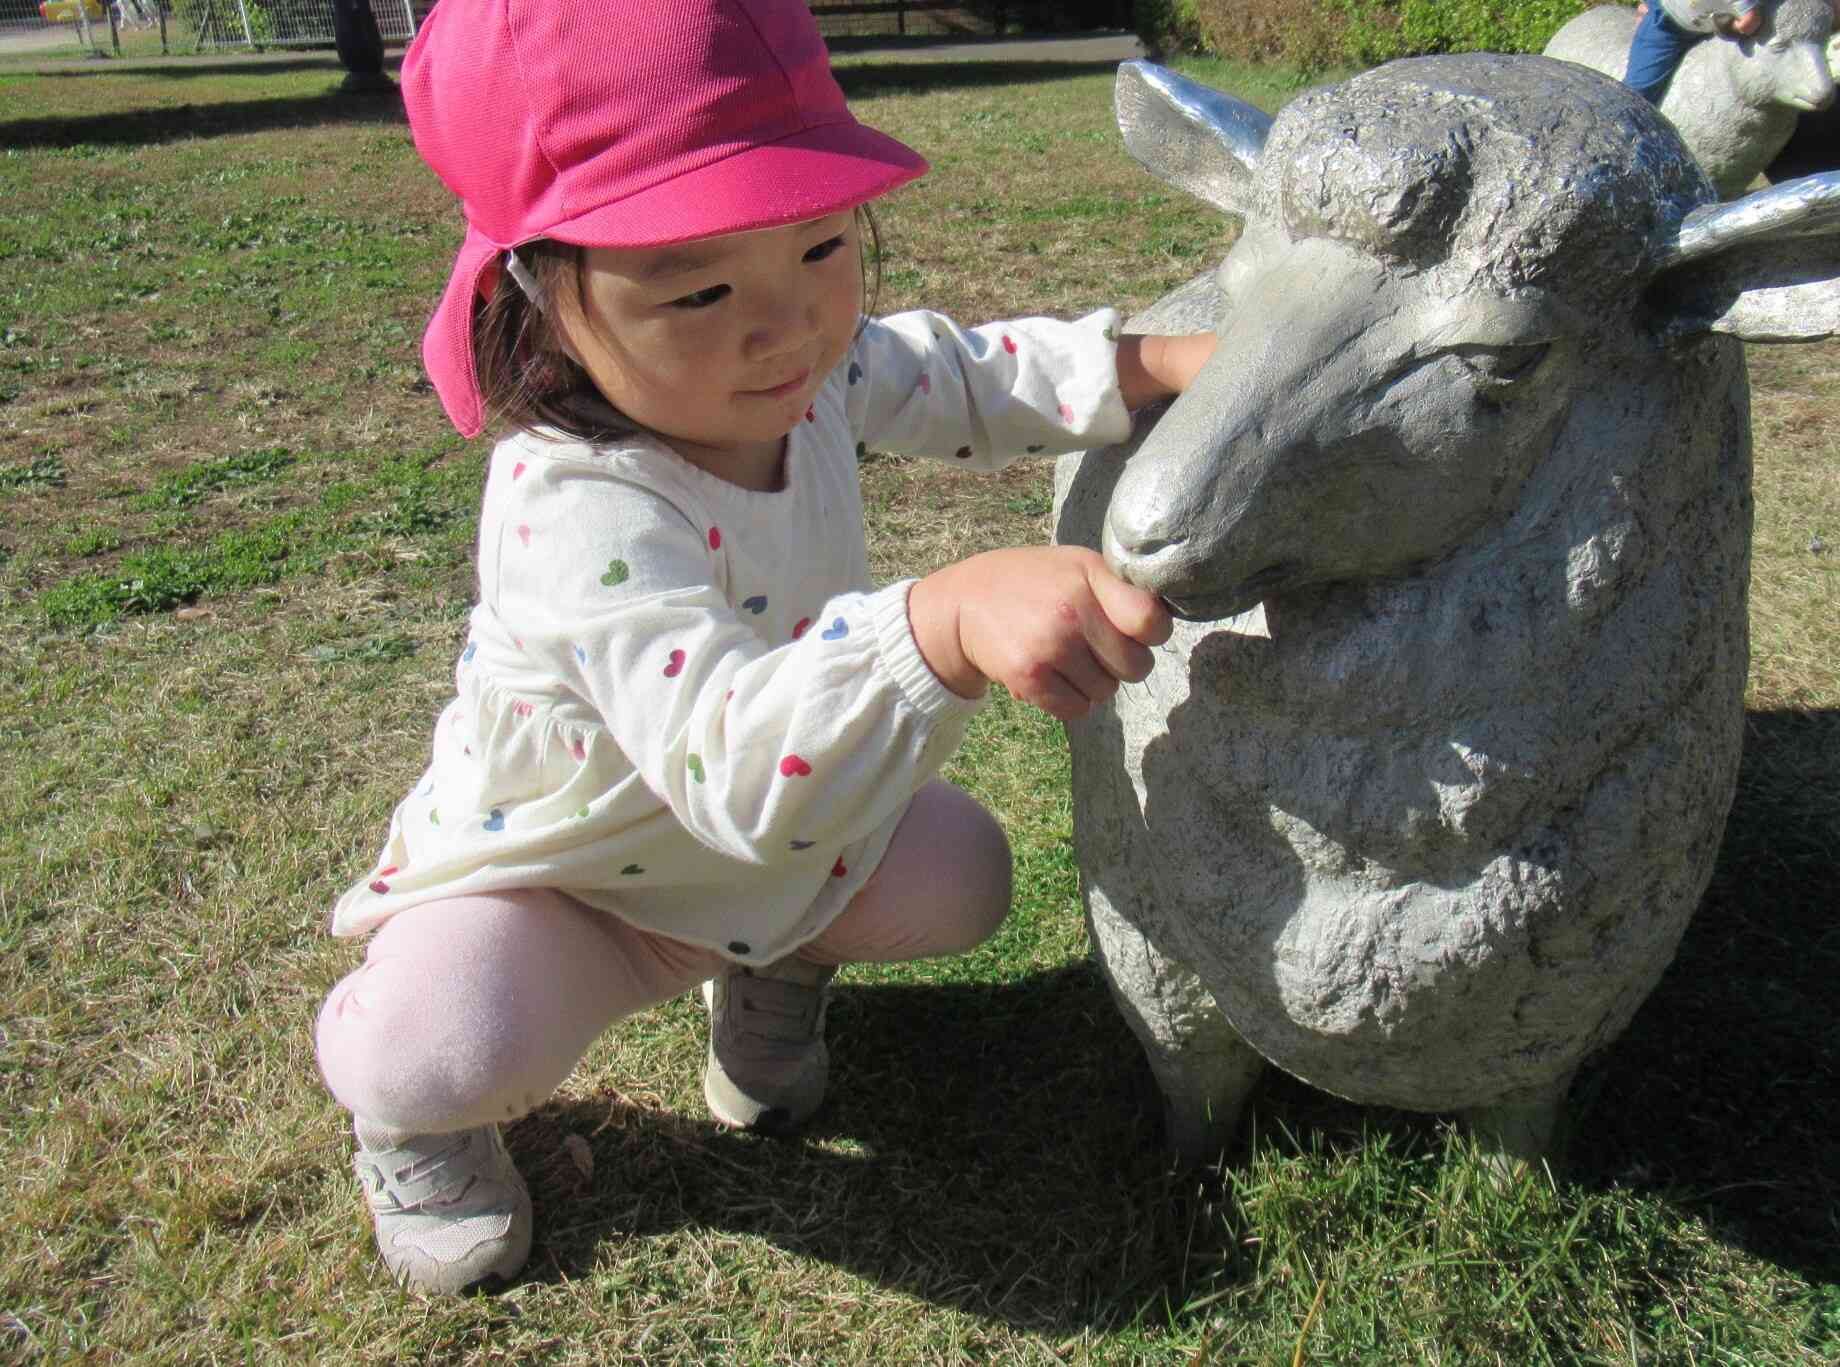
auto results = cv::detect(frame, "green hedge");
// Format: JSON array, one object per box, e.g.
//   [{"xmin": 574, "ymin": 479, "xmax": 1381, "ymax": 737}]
[{"xmin": 1139, "ymin": 0, "xmax": 1608, "ymax": 73}]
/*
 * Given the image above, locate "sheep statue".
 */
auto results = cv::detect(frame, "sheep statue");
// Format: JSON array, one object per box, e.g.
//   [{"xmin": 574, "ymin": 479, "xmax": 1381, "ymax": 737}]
[
  {"xmin": 1766, "ymin": 34, "xmax": 1840, "ymax": 181},
  {"xmin": 1544, "ymin": 0, "xmax": 1835, "ymax": 198},
  {"xmin": 1053, "ymin": 53, "xmax": 1840, "ymax": 1167}
]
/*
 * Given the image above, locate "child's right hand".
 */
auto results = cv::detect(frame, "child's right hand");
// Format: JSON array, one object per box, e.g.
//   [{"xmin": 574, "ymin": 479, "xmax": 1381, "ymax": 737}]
[{"xmin": 907, "ymin": 546, "xmax": 1173, "ymax": 720}]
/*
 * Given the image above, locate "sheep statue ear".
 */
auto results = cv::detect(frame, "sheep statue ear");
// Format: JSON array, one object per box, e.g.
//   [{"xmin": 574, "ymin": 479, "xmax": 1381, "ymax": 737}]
[
  {"xmin": 1654, "ymin": 171, "xmax": 1840, "ymax": 342},
  {"xmin": 1114, "ymin": 60, "xmax": 1271, "ymax": 217}
]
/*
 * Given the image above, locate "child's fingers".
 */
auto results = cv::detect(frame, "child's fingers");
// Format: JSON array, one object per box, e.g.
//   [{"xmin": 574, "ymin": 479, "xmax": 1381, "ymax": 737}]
[
  {"xmin": 1013, "ymin": 652, "xmax": 1121, "ymax": 721},
  {"xmin": 1077, "ymin": 612, "xmax": 1156, "ymax": 687},
  {"xmin": 1084, "ymin": 558, "xmax": 1174, "ymax": 653}
]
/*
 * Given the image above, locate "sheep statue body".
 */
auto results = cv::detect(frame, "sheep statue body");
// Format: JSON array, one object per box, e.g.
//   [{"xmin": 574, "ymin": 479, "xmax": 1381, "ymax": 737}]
[
  {"xmin": 1544, "ymin": 0, "xmax": 1834, "ymax": 198},
  {"xmin": 1053, "ymin": 53, "xmax": 1840, "ymax": 1164}
]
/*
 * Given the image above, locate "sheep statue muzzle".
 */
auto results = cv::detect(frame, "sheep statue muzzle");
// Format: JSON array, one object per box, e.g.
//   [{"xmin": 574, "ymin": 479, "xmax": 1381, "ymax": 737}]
[
  {"xmin": 1544, "ymin": 0, "xmax": 1835, "ymax": 198},
  {"xmin": 1054, "ymin": 53, "xmax": 1840, "ymax": 1168}
]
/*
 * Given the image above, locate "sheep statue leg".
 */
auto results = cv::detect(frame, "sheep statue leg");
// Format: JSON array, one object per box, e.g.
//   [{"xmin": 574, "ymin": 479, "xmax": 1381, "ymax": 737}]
[
  {"xmin": 1087, "ymin": 885, "xmax": 1267, "ymax": 1163},
  {"xmin": 1457, "ymin": 1072, "xmax": 1577, "ymax": 1176},
  {"xmin": 1062, "ymin": 642, "xmax": 1266, "ymax": 1164}
]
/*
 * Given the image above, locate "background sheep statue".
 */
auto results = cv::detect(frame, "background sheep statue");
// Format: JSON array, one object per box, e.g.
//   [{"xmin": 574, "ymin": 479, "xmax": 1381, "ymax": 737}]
[
  {"xmin": 1544, "ymin": 0, "xmax": 1835, "ymax": 198},
  {"xmin": 1766, "ymin": 33, "xmax": 1840, "ymax": 181},
  {"xmin": 1053, "ymin": 53, "xmax": 1840, "ymax": 1167}
]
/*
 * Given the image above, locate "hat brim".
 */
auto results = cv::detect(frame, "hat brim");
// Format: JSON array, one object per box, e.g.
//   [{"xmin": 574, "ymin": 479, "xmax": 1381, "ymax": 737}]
[
  {"xmin": 423, "ymin": 228, "xmax": 503, "ymax": 438},
  {"xmin": 422, "ymin": 119, "xmax": 927, "ymax": 437}
]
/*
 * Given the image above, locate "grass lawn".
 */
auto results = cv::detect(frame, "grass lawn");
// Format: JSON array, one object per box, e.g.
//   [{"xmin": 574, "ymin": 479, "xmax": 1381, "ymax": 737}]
[{"xmin": 2, "ymin": 38, "xmax": 1837, "ymax": 1365}]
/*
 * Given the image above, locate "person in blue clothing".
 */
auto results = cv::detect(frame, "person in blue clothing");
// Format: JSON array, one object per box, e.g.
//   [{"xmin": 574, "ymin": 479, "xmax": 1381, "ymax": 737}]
[{"xmin": 1624, "ymin": 0, "xmax": 1766, "ymax": 103}]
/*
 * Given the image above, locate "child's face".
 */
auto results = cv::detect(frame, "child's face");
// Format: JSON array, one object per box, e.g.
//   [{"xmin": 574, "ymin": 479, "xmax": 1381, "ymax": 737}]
[{"xmin": 561, "ymin": 212, "xmax": 865, "ymax": 488}]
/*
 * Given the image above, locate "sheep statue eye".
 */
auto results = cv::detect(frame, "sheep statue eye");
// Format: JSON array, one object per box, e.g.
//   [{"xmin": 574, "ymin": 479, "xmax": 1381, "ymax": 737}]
[{"xmin": 1449, "ymin": 341, "xmax": 1551, "ymax": 384}]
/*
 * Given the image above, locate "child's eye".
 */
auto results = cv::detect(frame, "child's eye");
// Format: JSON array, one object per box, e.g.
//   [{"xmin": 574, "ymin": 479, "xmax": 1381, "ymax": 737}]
[
  {"xmin": 669, "ymin": 284, "xmax": 730, "ymax": 310},
  {"xmin": 804, "ymin": 235, "xmax": 847, "ymax": 264}
]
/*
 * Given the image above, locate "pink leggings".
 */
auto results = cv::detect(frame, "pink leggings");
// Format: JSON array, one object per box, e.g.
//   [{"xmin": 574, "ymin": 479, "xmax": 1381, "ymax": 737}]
[{"xmin": 315, "ymin": 781, "xmax": 1011, "ymax": 1135}]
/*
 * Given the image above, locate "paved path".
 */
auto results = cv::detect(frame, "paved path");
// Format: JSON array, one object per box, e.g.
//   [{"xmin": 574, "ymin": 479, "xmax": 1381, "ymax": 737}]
[{"xmin": 0, "ymin": 23, "xmax": 85, "ymax": 55}]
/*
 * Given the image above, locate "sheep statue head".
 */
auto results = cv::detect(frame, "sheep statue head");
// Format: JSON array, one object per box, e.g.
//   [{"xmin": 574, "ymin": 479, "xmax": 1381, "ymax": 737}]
[{"xmin": 1054, "ymin": 53, "xmax": 1840, "ymax": 1169}]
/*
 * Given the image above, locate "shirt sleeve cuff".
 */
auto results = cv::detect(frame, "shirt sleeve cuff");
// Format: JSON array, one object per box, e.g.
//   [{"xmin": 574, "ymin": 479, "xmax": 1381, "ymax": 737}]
[
  {"xmin": 1077, "ymin": 307, "xmax": 1135, "ymax": 447},
  {"xmin": 872, "ymin": 579, "xmax": 986, "ymax": 721}
]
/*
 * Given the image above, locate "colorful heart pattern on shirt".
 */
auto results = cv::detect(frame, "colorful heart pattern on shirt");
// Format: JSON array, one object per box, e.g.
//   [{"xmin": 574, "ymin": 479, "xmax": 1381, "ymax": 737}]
[
  {"xmin": 369, "ymin": 864, "xmax": 398, "ymax": 894},
  {"xmin": 400, "ymin": 329, "xmax": 1094, "ymax": 913}
]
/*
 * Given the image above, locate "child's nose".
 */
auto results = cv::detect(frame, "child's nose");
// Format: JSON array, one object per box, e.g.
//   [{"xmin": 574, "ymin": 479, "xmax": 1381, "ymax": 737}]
[{"xmin": 745, "ymin": 290, "xmax": 821, "ymax": 359}]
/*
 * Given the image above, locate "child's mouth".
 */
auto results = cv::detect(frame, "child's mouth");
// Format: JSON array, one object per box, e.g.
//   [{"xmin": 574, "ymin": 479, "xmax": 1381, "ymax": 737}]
[{"xmin": 746, "ymin": 370, "xmax": 811, "ymax": 400}]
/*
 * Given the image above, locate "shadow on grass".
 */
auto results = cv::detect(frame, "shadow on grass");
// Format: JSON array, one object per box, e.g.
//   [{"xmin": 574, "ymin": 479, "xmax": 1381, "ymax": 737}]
[
  {"xmin": 507, "ymin": 707, "xmax": 1836, "ymax": 1331},
  {"xmin": 0, "ymin": 56, "xmax": 1122, "ymax": 153},
  {"xmin": 522, "ymin": 960, "xmax": 1234, "ymax": 1336},
  {"xmin": 1568, "ymin": 705, "xmax": 1840, "ymax": 1283},
  {"xmin": 0, "ymin": 83, "xmax": 406, "ymax": 150},
  {"xmin": 834, "ymin": 58, "xmax": 1125, "ymax": 101},
  {"xmin": 31, "ymin": 53, "xmax": 390, "ymax": 81}
]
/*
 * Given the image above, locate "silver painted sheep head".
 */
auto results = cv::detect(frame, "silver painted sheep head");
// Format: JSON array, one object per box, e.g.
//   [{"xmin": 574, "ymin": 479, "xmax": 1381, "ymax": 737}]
[{"xmin": 1103, "ymin": 55, "xmax": 1840, "ymax": 621}]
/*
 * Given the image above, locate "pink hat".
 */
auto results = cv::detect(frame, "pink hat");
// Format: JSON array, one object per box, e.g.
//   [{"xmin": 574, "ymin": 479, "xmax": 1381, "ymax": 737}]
[{"xmin": 403, "ymin": 0, "xmax": 929, "ymax": 437}]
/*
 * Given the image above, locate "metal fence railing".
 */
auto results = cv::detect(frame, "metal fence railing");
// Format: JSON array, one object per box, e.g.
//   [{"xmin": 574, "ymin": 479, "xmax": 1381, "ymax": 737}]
[{"xmin": 186, "ymin": 0, "xmax": 416, "ymax": 48}]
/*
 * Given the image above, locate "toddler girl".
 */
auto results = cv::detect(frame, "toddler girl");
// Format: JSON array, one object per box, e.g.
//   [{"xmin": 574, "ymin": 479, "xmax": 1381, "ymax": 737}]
[{"xmin": 315, "ymin": 0, "xmax": 1218, "ymax": 1294}]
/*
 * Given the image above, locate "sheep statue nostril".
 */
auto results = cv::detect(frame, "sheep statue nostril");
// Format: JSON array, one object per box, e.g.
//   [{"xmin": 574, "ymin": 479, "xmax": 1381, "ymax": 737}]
[{"xmin": 1052, "ymin": 53, "xmax": 1840, "ymax": 1177}]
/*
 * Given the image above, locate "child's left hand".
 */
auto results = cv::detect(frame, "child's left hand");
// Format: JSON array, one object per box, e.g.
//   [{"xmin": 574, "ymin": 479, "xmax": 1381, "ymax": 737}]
[{"xmin": 1116, "ymin": 332, "xmax": 1218, "ymax": 410}]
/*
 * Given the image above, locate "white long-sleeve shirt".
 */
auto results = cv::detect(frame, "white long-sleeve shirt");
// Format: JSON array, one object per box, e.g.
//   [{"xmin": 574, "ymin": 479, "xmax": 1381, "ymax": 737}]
[{"xmin": 330, "ymin": 308, "xmax": 1132, "ymax": 963}]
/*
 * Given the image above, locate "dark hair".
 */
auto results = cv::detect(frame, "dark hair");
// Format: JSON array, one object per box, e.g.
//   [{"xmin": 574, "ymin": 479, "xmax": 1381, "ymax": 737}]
[{"xmin": 471, "ymin": 204, "xmax": 885, "ymax": 444}]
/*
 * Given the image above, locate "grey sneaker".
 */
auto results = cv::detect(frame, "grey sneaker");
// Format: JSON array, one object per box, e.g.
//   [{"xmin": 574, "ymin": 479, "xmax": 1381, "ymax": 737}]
[
  {"xmin": 352, "ymin": 1119, "xmax": 532, "ymax": 1294},
  {"xmin": 702, "ymin": 958, "xmax": 837, "ymax": 1133}
]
